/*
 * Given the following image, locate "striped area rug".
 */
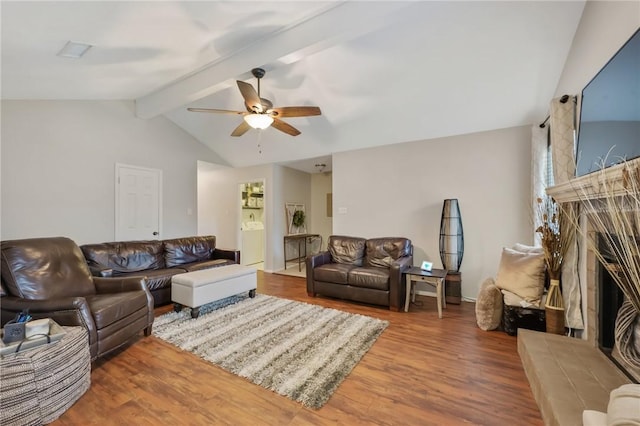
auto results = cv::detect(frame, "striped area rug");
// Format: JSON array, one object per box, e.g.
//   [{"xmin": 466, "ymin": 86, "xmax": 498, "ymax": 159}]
[{"xmin": 153, "ymin": 294, "xmax": 388, "ymax": 409}]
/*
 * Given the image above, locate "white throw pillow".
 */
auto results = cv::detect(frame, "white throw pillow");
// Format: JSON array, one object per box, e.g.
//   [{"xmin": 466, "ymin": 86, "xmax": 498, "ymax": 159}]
[
  {"xmin": 582, "ymin": 384, "xmax": 640, "ymax": 426},
  {"xmin": 607, "ymin": 384, "xmax": 640, "ymax": 425},
  {"xmin": 495, "ymin": 247, "xmax": 545, "ymax": 307},
  {"xmin": 512, "ymin": 243, "xmax": 544, "ymax": 254},
  {"xmin": 501, "ymin": 289, "xmax": 547, "ymax": 309},
  {"xmin": 583, "ymin": 409, "xmax": 607, "ymax": 426}
]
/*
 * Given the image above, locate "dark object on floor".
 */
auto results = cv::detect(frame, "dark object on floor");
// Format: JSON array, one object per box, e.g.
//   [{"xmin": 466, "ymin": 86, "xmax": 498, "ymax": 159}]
[
  {"xmin": 445, "ymin": 272, "xmax": 462, "ymax": 305},
  {"xmin": 502, "ymin": 303, "xmax": 546, "ymax": 336}
]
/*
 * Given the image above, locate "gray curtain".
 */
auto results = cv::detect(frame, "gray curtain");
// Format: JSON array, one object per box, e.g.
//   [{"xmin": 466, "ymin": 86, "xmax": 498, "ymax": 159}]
[{"xmin": 549, "ymin": 96, "xmax": 584, "ymax": 330}]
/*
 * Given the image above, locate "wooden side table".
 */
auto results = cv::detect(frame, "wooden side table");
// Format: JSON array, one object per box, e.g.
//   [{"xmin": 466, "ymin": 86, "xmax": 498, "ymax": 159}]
[{"xmin": 404, "ymin": 267, "xmax": 448, "ymax": 318}]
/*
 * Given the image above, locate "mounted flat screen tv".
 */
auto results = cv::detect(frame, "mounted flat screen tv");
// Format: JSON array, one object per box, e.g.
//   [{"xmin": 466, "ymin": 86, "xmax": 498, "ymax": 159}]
[{"xmin": 576, "ymin": 28, "xmax": 640, "ymax": 177}]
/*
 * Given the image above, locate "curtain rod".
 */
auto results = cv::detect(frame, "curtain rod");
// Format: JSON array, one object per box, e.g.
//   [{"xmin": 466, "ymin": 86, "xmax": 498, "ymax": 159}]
[{"xmin": 539, "ymin": 94, "xmax": 571, "ymax": 128}]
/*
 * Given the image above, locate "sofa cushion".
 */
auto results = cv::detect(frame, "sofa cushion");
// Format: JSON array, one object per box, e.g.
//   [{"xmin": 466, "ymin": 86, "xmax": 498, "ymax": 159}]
[
  {"xmin": 126, "ymin": 268, "xmax": 185, "ymax": 291},
  {"xmin": 348, "ymin": 267, "xmax": 390, "ymax": 291},
  {"xmin": 178, "ymin": 259, "xmax": 234, "ymax": 272},
  {"xmin": 163, "ymin": 236, "xmax": 216, "ymax": 268},
  {"xmin": 81, "ymin": 241, "xmax": 165, "ymax": 275},
  {"xmin": 365, "ymin": 237, "xmax": 412, "ymax": 268},
  {"xmin": 328, "ymin": 236, "xmax": 366, "ymax": 266},
  {"xmin": 314, "ymin": 263, "xmax": 355, "ymax": 284}
]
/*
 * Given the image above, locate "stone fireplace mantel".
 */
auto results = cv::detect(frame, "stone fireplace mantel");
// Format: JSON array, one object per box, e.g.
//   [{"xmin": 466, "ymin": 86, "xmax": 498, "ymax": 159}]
[{"xmin": 546, "ymin": 157, "xmax": 640, "ymax": 203}]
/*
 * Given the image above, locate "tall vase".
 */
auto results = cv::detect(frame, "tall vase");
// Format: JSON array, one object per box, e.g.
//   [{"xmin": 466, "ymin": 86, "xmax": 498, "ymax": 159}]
[
  {"xmin": 439, "ymin": 199, "xmax": 464, "ymax": 272},
  {"xmin": 545, "ymin": 278, "xmax": 565, "ymax": 334}
]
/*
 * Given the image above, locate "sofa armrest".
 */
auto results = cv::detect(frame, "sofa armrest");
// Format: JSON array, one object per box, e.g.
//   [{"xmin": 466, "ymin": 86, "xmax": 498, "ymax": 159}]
[
  {"xmin": 306, "ymin": 251, "xmax": 332, "ymax": 296},
  {"xmin": 389, "ymin": 255, "xmax": 414, "ymax": 311},
  {"xmin": 0, "ymin": 296, "xmax": 97, "ymax": 343},
  {"xmin": 93, "ymin": 276, "xmax": 154, "ymax": 330},
  {"xmin": 94, "ymin": 276, "xmax": 147, "ymax": 294},
  {"xmin": 88, "ymin": 265, "xmax": 114, "ymax": 277},
  {"xmin": 391, "ymin": 255, "xmax": 414, "ymax": 272},
  {"xmin": 213, "ymin": 248, "xmax": 241, "ymax": 264},
  {"xmin": 307, "ymin": 251, "xmax": 331, "ymax": 269}
]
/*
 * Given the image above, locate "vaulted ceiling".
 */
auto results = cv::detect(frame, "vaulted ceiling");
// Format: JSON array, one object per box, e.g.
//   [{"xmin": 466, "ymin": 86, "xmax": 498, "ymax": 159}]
[{"xmin": 1, "ymin": 1, "xmax": 586, "ymax": 172}]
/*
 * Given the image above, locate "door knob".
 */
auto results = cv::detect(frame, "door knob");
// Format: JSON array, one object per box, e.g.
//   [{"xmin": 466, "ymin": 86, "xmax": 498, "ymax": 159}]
[{"xmin": 153, "ymin": 231, "xmax": 159, "ymax": 236}]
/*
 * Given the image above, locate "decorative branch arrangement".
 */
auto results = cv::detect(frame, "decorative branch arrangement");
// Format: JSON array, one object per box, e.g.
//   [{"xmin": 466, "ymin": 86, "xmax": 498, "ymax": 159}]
[
  {"xmin": 535, "ymin": 195, "xmax": 576, "ymax": 317},
  {"xmin": 573, "ymin": 160, "xmax": 640, "ymax": 367},
  {"xmin": 535, "ymin": 196, "xmax": 576, "ymax": 280}
]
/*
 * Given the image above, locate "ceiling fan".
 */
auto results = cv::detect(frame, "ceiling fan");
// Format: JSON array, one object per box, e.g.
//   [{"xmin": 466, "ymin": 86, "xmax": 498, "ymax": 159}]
[{"xmin": 187, "ymin": 68, "xmax": 321, "ymax": 137}]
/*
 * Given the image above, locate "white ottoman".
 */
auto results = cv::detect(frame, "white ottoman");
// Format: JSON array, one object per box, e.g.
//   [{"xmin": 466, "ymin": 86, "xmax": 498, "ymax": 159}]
[{"xmin": 171, "ymin": 265, "xmax": 257, "ymax": 318}]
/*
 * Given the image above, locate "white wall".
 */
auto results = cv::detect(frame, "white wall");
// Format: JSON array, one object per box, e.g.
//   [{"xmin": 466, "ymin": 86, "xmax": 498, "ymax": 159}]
[
  {"xmin": 197, "ymin": 161, "xmax": 272, "ymax": 251},
  {"xmin": 197, "ymin": 162, "xmax": 311, "ymax": 272},
  {"xmin": 1, "ymin": 100, "xmax": 224, "ymax": 244},
  {"xmin": 333, "ymin": 126, "xmax": 532, "ymax": 299},
  {"xmin": 554, "ymin": 1, "xmax": 640, "ymax": 97},
  {"xmin": 310, "ymin": 172, "xmax": 333, "ymax": 251},
  {"xmin": 552, "ymin": 1, "xmax": 640, "ymax": 338}
]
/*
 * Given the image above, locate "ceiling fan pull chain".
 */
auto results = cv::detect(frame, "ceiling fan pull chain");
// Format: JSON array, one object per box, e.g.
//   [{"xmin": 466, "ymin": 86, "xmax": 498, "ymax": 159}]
[{"xmin": 257, "ymin": 129, "xmax": 263, "ymax": 154}]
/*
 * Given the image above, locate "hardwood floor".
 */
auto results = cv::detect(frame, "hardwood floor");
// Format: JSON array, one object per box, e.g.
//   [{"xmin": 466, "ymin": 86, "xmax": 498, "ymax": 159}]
[{"xmin": 52, "ymin": 272, "xmax": 543, "ymax": 425}]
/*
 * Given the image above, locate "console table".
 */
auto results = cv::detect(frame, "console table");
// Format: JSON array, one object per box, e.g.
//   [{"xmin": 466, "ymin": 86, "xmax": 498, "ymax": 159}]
[
  {"xmin": 284, "ymin": 234, "xmax": 321, "ymax": 272},
  {"xmin": 404, "ymin": 267, "xmax": 448, "ymax": 318}
]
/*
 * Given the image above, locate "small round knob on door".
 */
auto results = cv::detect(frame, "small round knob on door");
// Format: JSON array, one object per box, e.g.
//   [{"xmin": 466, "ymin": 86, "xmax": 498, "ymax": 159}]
[{"xmin": 152, "ymin": 231, "xmax": 159, "ymax": 236}]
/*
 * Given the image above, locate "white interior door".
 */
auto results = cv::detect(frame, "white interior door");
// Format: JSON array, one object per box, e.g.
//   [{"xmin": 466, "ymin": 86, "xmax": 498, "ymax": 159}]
[{"xmin": 115, "ymin": 164, "xmax": 162, "ymax": 240}]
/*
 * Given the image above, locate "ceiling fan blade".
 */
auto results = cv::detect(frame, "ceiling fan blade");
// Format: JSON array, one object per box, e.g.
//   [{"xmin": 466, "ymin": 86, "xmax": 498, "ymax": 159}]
[
  {"xmin": 236, "ymin": 81, "xmax": 263, "ymax": 113},
  {"xmin": 231, "ymin": 120, "xmax": 251, "ymax": 137},
  {"xmin": 270, "ymin": 106, "xmax": 321, "ymax": 118},
  {"xmin": 271, "ymin": 118, "xmax": 301, "ymax": 136},
  {"xmin": 187, "ymin": 108, "xmax": 244, "ymax": 115}
]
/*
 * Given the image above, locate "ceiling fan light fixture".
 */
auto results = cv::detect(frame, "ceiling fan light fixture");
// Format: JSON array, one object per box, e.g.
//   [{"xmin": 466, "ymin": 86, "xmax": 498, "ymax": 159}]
[{"xmin": 244, "ymin": 114, "xmax": 274, "ymax": 130}]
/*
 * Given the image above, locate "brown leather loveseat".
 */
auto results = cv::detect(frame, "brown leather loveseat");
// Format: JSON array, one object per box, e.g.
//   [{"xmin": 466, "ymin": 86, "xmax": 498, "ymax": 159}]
[
  {"xmin": 306, "ymin": 235, "xmax": 413, "ymax": 311},
  {"xmin": 0, "ymin": 237, "xmax": 154, "ymax": 360},
  {"xmin": 80, "ymin": 236, "xmax": 240, "ymax": 306}
]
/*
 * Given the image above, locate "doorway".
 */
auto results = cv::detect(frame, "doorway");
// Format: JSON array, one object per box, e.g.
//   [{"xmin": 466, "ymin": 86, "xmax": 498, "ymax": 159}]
[
  {"xmin": 115, "ymin": 163, "xmax": 162, "ymax": 240},
  {"xmin": 239, "ymin": 180, "xmax": 265, "ymax": 270}
]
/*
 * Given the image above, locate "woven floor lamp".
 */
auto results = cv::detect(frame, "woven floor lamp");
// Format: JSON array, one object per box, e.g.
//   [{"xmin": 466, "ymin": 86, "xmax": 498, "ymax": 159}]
[{"xmin": 439, "ymin": 199, "xmax": 464, "ymax": 303}]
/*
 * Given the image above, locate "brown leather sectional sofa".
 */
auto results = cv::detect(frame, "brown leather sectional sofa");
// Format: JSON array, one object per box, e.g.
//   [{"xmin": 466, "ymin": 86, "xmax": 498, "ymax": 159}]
[
  {"xmin": 80, "ymin": 236, "xmax": 240, "ymax": 306},
  {"xmin": 306, "ymin": 235, "xmax": 413, "ymax": 311}
]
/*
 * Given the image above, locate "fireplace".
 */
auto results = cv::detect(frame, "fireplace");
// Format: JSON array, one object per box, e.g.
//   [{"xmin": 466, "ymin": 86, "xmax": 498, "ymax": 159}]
[
  {"xmin": 546, "ymin": 158, "xmax": 640, "ymax": 383},
  {"xmin": 598, "ymin": 257, "xmax": 624, "ymax": 352}
]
